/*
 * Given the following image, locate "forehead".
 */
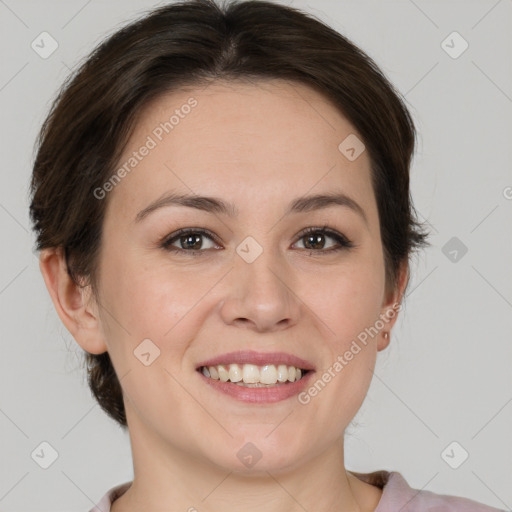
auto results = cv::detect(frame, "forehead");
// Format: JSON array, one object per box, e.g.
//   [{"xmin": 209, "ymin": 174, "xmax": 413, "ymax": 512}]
[{"xmin": 106, "ymin": 79, "xmax": 376, "ymax": 224}]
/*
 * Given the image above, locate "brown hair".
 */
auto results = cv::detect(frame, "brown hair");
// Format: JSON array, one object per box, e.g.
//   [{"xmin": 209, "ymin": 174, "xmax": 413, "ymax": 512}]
[{"xmin": 29, "ymin": 0, "xmax": 430, "ymax": 429}]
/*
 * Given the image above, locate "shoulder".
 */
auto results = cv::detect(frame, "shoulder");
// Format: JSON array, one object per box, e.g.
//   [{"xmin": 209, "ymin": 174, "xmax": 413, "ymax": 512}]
[
  {"xmin": 88, "ymin": 481, "xmax": 132, "ymax": 512},
  {"xmin": 349, "ymin": 470, "xmax": 505, "ymax": 512}
]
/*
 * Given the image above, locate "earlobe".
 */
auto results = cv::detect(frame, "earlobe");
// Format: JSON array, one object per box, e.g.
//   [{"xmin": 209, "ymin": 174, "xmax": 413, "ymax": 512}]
[
  {"xmin": 377, "ymin": 261, "xmax": 409, "ymax": 352},
  {"xmin": 378, "ymin": 331, "xmax": 390, "ymax": 351},
  {"xmin": 38, "ymin": 247, "xmax": 108, "ymax": 355}
]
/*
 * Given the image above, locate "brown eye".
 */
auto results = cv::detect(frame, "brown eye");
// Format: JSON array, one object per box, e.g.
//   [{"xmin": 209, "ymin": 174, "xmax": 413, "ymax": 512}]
[
  {"xmin": 294, "ymin": 227, "xmax": 354, "ymax": 253},
  {"xmin": 161, "ymin": 228, "xmax": 220, "ymax": 255},
  {"xmin": 160, "ymin": 226, "xmax": 354, "ymax": 257},
  {"xmin": 303, "ymin": 232, "xmax": 328, "ymax": 250},
  {"xmin": 176, "ymin": 233, "xmax": 203, "ymax": 250}
]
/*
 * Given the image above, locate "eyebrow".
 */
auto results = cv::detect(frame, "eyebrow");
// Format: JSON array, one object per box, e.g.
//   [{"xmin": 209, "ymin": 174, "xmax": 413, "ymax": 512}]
[{"xmin": 134, "ymin": 191, "xmax": 368, "ymax": 225}]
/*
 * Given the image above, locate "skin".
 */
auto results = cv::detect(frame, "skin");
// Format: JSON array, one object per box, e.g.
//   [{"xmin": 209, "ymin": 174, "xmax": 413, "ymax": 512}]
[{"xmin": 40, "ymin": 79, "xmax": 408, "ymax": 512}]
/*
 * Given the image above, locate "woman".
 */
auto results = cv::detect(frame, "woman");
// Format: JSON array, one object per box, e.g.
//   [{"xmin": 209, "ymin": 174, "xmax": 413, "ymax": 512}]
[{"xmin": 29, "ymin": 0, "xmax": 504, "ymax": 510}]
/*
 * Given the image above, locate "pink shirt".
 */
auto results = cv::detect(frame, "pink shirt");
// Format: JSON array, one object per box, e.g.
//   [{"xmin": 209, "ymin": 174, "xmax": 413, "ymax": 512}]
[{"xmin": 89, "ymin": 470, "xmax": 505, "ymax": 511}]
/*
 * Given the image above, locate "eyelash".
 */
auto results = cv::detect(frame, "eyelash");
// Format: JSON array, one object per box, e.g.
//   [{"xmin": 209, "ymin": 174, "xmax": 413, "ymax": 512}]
[{"xmin": 159, "ymin": 225, "xmax": 355, "ymax": 257}]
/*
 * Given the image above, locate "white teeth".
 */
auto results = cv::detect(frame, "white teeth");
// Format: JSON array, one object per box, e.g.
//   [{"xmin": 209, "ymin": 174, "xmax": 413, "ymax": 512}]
[
  {"xmin": 201, "ymin": 363, "xmax": 307, "ymax": 385},
  {"xmin": 260, "ymin": 364, "xmax": 278, "ymax": 384},
  {"xmin": 242, "ymin": 364, "xmax": 260, "ymax": 383},
  {"xmin": 228, "ymin": 364, "xmax": 242, "ymax": 382},
  {"xmin": 217, "ymin": 364, "xmax": 229, "ymax": 382},
  {"xmin": 276, "ymin": 364, "xmax": 288, "ymax": 382}
]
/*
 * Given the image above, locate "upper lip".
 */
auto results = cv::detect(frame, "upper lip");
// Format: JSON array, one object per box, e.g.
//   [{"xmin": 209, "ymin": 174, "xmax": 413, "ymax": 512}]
[{"xmin": 196, "ymin": 350, "xmax": 315, "ymax": 371}]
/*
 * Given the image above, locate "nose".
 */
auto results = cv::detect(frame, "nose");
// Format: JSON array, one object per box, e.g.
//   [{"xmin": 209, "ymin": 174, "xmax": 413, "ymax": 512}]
[{"xmin": 219, "ymin": 246, "xmax": 301, "ymax": 333}]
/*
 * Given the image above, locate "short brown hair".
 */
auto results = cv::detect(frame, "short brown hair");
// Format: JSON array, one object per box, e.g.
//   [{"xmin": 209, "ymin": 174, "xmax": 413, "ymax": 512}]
[{"xmin": 29, "ymin": 0, "xmax": 430, "ymax": 429}]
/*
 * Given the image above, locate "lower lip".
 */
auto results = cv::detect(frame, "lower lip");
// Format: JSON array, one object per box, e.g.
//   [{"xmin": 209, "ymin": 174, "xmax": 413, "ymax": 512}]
[{"xmin": 197, "ymin": 369, "xmax": 315, "ymax": 403}]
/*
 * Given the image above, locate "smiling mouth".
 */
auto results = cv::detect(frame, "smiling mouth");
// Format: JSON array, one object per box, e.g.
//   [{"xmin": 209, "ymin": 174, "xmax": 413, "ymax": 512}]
[{"xmin": 197, "ymin": 363, "xmax": 311, "ymax": 387}]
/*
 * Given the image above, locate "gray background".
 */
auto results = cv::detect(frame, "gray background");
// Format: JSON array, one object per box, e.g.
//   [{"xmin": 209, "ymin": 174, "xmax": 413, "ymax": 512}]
[{"xmin": 1, "ymin": 0, "xmax": 511, "ymax": 510}]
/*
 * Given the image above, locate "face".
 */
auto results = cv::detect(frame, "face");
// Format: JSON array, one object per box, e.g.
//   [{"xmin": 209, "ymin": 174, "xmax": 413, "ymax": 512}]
[{"xmin": 83, "ymin": 79, "xmax": 403, "ymax": 473}]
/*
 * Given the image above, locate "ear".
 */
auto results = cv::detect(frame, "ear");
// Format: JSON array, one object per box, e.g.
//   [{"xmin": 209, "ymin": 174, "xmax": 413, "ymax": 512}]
[
  {"xmin": 377, "ymin": 260, "xmax": 409, "ymax": 352},
  {"xmin": 39, "ymin": 247, "xmax": 108, "ymax": 354}
]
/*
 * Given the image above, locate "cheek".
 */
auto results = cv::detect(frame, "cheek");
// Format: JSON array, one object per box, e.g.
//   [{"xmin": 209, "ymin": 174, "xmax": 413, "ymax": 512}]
[
  {"xmin": 95, "ymin": 256, "xmax": 204, "ymax": 428},
  {"xmin": 305, "ymin": 253, "xmax": 385, "ymax": 342},
  {"xmin": 301, "ymin": 250, "xmax": 383, "ymax": 404},
  {"xmin": 100, "ymin": 251, "xmax": 200, "ymax": 340}
]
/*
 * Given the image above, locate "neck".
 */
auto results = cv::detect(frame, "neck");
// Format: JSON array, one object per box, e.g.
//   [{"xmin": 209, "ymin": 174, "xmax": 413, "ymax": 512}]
[{"xmin": 111, "ymin": 411, "xmax": 380, "ymax": 512}]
